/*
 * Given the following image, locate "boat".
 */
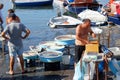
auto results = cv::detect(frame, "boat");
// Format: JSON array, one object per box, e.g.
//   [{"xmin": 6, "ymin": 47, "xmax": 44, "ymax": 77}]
[
  {"xmin": 108, "ymin": 16, "xmax": 120, "ymax": 25},
  {"xmin": 106, "ymin": 0, "xmax": 120, "ymax": 25},
  {"xmin": 78, "ymin": 9, "xmax": 108, "ymax": 26},
  {"xmin": 66, "ymin": 0, "xmax": 101, "ymax": 14},
  {"xmin": 48, "ymin": 15, "xmax": 82, "ymax": 28},
  {"xmin": 96, "ymin": 0, "xmax": 109, "ymax": 6},
  {"xmin": 12, "ymin": 0, "xmax": 53, "ymax": 7}
]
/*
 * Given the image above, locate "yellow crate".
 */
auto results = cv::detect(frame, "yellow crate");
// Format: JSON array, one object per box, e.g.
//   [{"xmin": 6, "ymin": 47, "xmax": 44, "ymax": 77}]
[
  {"xmin": 85, "ymin": 43, "xmax": 99, "ymax": 53},
  {"xmin": 90, "ymin": 41, "xmax": 98, "ymax": 44}
]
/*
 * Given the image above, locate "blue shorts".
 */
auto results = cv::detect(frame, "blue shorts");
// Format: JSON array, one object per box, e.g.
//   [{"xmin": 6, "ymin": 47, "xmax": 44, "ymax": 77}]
[{"xmin": 8, "ymin": 46, "xmax": 23, "ymax": 57}]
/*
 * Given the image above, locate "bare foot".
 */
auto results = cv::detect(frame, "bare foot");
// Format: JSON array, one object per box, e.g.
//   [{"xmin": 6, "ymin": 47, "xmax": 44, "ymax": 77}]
[
  {"xmin": 22, "ymin": 70, "xmax": 28, "ymax": 74},
  {"xmin": 6, "ymin": 71, "xmax": 14, "ymax": 75}
]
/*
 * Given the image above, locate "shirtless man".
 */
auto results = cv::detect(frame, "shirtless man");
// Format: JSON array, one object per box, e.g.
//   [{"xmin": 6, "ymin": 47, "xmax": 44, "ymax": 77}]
[{"xmin": 75, "ymin": 19, "xmax": 96, "ymax": 63}]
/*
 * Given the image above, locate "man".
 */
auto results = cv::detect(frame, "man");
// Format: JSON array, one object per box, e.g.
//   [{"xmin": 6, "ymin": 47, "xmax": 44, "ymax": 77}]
[
  {"xmin": 0, "ymin": 3, "xmax": 4, "ymax": 33},
  {"xmin": 53, "ymin": 0, "xmax": 67, "ymax": 16},
  {"xmin": 75, "ymin": 19, "xmax": 96, "ymax": 63},
  {"xmin": 6, "ymin": 9, "xmax": 20, "ymax": 24},
  {"xmin": 1, "ymin": 13, "xmax": 30, "ymax": 75}
]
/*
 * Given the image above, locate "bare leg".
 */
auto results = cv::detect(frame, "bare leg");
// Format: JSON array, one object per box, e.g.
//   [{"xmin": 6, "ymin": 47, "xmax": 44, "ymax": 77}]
[
  {"xmin": 18, "ymin": 55, "xmax": 25, "ymax": 72},
  {"xmin": 74, "ymin": 63, "xmax": 76, "ymax": 68},
  {"xmin": 9, "ymin": 56, "xmax": 14, "ymax": 75}
]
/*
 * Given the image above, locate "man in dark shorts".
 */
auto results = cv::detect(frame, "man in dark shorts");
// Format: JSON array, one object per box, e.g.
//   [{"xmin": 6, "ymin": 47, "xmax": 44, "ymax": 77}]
[{"xmin": 75, "ymin": 19, "xmax": 96, "ymax": 64}]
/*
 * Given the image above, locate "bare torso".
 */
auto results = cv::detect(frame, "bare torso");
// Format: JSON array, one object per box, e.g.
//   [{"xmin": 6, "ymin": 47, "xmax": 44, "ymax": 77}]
[
  {"xmin": 75, "ymin": 24, "xmax": 91, "ymax": 46},
  {"xmin": 6, "ymin": 16, "xmax": 20, "ymax": 24}
]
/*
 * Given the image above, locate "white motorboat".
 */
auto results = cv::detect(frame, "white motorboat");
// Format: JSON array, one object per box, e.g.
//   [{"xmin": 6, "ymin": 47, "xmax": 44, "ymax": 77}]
[{"xmin": 48, "ymin": 15, "xmax": 82, "ymax": 28}]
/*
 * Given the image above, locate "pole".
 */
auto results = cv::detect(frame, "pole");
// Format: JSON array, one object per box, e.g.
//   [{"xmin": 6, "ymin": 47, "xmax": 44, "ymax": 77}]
[{"xmin": 11, "ymin": 0, "xmax": 16, "ymax": 10}]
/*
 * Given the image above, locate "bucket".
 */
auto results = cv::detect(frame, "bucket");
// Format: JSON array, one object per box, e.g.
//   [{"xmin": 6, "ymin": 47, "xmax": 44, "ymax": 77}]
[
  {"xmin": 62, "ymin": 55, "xmax": 70, "ymax": 65},
  {"xmin": 116, "ymin": 71, "xmax": 120, "ymax": 80}
]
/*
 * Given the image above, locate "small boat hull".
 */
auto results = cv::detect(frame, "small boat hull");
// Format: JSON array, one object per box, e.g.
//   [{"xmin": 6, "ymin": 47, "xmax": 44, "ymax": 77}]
[
  {"xmin": 48, "ymin": 23, "xmax": 79, "ymax": 28},
  {"xmin": 48, "ymin": 15, "xmax": 82, "ymax": 28},
  {"xmin": 14, "ymin": 0, "xmax": 53, "ymax": 7},
  {"xmin": 67, "ymin": 2, "xmax": 100, "ymax": 14}
]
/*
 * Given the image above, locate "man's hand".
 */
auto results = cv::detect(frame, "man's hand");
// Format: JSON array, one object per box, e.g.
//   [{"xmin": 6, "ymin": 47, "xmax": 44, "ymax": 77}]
[
  {"xmin": 21, "ymin": 29, "xmax": 30, "ymax": 39},
  {"xmin": 84, "ymin": 40, "xmax": 90, "ymax": 44},
  {"xmin": 91, "ymin": 33, "xmax": 96, "ymax": 38},
  {"xmin": 21, "ymin": 36, "xmax": 26, "ymax": 39},
  {"xmin": 1, "ymin": 32, "xmax": 10, "ymax": 40}
]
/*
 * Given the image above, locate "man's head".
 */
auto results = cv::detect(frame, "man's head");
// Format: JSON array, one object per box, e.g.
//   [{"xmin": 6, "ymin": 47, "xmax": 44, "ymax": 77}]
[
  {"xmin": 8, "ymin": 9, "xmax": 15, "ymax": 15},
  {"xmin": 0, "ymin": 3, "xmax": 3, "ymax": 9},
  {"xmin": 82, "ymin": 19, "xmax": 91, "ymax": 28},
  {"xmin": 9, "ymin": 13, "xmax": 16, "ymax": 21}
]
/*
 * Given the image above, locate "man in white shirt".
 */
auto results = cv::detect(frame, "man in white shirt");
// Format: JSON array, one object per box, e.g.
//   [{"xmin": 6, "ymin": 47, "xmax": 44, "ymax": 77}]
[
  {"xmin": 0, "ymin": 3, "xmax": 4, "ymax": 33},
  {"xmin": 53, "ymin": 0, "xmax": 68, "ymax": 16}
]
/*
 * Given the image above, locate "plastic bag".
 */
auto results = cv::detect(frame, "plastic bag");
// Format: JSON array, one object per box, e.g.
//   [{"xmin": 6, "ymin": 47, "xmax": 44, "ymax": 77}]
[{"xmin": 73, "ymin": 61, "xmax": 86, "ymax": 80}]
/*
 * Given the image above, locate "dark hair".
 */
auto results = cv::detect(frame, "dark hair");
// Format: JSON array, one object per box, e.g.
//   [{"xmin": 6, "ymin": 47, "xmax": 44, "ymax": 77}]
[
  {"xmin": 9, "ymin": 13, "xmax": 16, "ymax": 20},
  {"xmin": 8, "ymin": 9, "xmax": 15, "ymax": 13},
  {"xmin": 0, "ymin": 3, "xmax": 3, "ymax": 8},
  {"xmin": 82, "ymin": 19, "xmax": 91, "ymax": 23}
]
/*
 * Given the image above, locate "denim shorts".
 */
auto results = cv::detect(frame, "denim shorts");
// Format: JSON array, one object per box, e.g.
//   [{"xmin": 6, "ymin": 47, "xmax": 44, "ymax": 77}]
[{"xmin": 8, "ymin": 46, "xmax": 23, "ymax": 57}]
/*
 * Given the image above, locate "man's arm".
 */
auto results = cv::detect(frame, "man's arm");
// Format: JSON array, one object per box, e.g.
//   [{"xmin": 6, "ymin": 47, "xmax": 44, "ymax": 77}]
[
  {"xmin": 6, "ymin": 17, "xmax": 9, "ymax": 24},
  {"xmin": 1, "ymin": 32, "xmax": 9, "ymax": 40},
  {"xmin": 1, "ymin": 26, "xmax": 9, "ymax": 40},
  {"xmin": 89, "ymin": 28, "xmax": 96, "ymax": 38},
  {"xmin": 76, "ymin": 25, "xmax": 89, "ymax": 44},
  {"xmin": 0, "ymin": 17, "xmax": 3, "ymax": 24},
  {"xmin": 21, "ymin": 29, "xmax": 30, "ymax": 39}
]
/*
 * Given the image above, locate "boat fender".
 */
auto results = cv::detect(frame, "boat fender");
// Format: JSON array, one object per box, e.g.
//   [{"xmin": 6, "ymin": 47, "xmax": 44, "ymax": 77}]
[{"xmin": 50, "ymin": 23, "xmax": 57, "ymax": 28}]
